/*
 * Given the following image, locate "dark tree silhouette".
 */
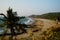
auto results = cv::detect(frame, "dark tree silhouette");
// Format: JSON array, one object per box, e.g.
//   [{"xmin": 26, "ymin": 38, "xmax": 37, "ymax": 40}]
[
  {"xmin": 57, "ymin": 17, "xmax": 60, "ymax": 21},
  {"xmin": 0, "ymin": 7, "xmax": 28, "ymax": 40}
]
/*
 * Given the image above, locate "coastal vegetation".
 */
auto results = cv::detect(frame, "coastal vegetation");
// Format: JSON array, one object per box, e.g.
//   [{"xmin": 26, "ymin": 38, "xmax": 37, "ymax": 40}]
[{"xmin": 30, "ymin": 12, "xmax": 60, "ymax": 20}]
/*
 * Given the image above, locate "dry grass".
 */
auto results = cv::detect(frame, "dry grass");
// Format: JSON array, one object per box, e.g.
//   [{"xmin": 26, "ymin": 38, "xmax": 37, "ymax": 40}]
[
  {"xmin": 42, "ymin": 24, "xmax": 60, "ymax": 40},
  {"xmin": 0, "ymin": 18, "xmax": 60, "ymax": 40}
]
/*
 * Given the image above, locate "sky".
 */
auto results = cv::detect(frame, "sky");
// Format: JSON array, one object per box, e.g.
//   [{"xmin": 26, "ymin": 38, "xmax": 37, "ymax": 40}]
[{"xmin": 0, "ymin": 0, "xmax": 60, "ymax": 16}]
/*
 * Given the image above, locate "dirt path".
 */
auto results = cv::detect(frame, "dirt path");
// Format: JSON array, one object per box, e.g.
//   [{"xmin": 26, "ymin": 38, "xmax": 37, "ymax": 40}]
[{"xmin": 34, "ymin": 18, "xmax": 57, "ymax": 31}]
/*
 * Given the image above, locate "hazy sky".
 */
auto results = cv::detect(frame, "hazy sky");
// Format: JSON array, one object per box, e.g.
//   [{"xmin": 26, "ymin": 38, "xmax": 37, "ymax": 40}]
[{"xmin": 0, "ymin": 0, "xmax": 60, "ymax": 16}]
